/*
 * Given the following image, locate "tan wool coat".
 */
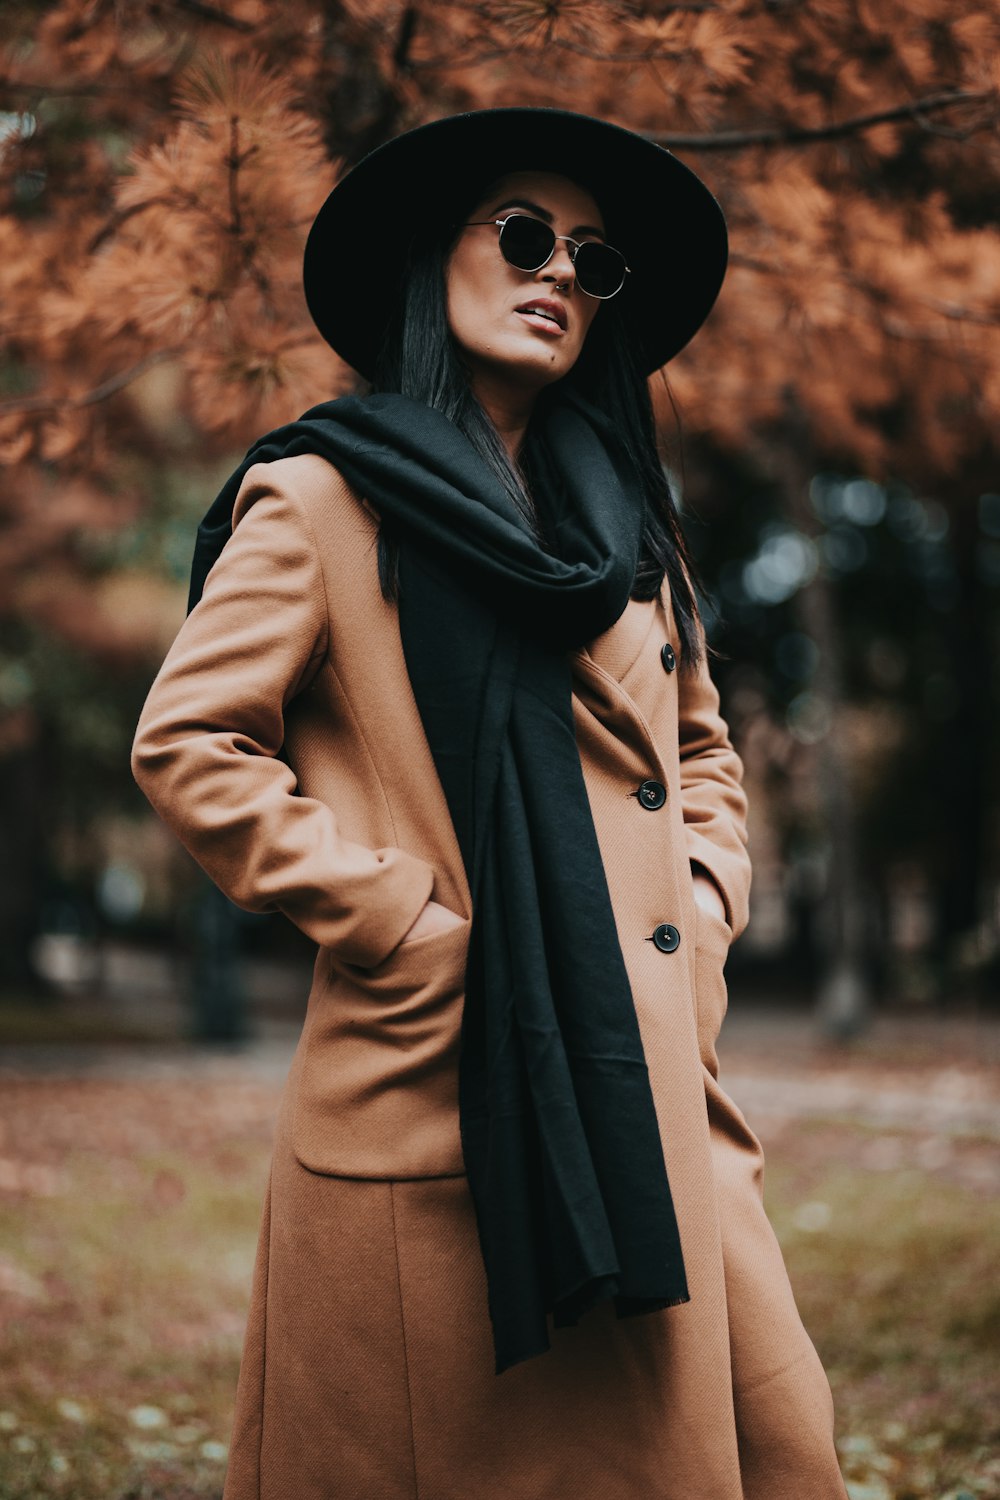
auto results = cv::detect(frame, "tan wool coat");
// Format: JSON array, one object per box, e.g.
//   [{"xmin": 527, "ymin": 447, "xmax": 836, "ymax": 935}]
[{"xmin": 131, "ymin": 453, "xmax": 849, "ymax": 1500}]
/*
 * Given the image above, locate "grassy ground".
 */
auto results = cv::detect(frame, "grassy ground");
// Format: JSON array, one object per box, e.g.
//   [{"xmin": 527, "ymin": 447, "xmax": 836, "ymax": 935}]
[
  {"xmin": 0, "ymin": 1011, "xmax": 997, "ymax": 1499},
  {"xmin": 764, "ymin": 1121, "xmax": 999, "ymax": 1500},
  {"xmin": 0, "ymin": 1072, "xmax": 276, "ymax": 1500}
]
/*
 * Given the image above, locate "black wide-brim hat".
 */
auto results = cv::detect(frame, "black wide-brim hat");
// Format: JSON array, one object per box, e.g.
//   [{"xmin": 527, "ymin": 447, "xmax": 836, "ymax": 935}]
[{"xmin": 303, "ymin": 106, "xmax": 728, "ymax": 381}]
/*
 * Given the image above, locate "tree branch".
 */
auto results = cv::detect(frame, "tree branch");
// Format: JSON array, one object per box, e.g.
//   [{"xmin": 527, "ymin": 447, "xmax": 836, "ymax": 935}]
[
  {"xmin": 392, "ymin": 5, "xmax": 420, "ymax": 73},
  {"xmin": 647, "ymin": 89, "xmax": 995, "ymax": 150},
  {"xmin": 170, "ymin": 0, "xmax": 256, "ymax": 32},
  {"xmin": 426, "ymin": 0, "xmax": 715, "ymax": 11},
  {"xmin": 408, "ymin": 32, "xmax": 710, "ymax": 70},
  {"xmin": 86, "ymin": 199, "xmax": 172, "ymax": 255},
  {"xmin": 0, "ymin": 350, "xmax": 181, "ymax": 418},
  {"xmin": 228, "ymin": 115, "xmax": 243, "ymax": 239},
  {"xmin": 728, "ymin": 252, "xmax": 1000, "ymax": 333},
  {"xmin": 922, "ymin": 298, "xmax": 1000, "ymax": 328}
]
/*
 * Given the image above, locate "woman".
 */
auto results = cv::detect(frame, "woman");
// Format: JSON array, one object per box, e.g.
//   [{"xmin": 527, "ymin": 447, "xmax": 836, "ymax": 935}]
[{"xmin": 131, "ymin": 108, "xmax": 848, "ymax": 1499}]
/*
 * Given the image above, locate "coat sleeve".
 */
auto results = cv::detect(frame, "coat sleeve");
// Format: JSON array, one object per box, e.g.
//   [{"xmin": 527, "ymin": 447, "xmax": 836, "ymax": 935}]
[
  {"xmin": 676, "ymin": 628, "xmax": 752, "ymax": 941},
  {"xmin": 129, "ymin": 461, "xmax": 436, "ymax": 968}
]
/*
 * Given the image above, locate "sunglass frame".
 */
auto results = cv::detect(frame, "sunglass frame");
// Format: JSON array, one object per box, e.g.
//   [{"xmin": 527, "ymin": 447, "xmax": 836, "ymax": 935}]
[{"xmin": 461, "ymin": 213, "xmax": 631, "ymax": 299}]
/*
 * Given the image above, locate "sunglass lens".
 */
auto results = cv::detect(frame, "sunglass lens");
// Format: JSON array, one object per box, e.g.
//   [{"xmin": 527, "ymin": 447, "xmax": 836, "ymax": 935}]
[
  {"xmin": 499, "ymin": 215, "xmax": 555, "ymax": 271},
  {"xmin": 575, "ymin": 241, "xmax": 627, "ymax": 298}
]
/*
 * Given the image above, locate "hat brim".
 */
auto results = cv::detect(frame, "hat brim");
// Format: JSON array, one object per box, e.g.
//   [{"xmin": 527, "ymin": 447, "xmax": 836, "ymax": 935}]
[{"xmin": 303, "ymin": 107, "xmax": 728, "ymax": 381}]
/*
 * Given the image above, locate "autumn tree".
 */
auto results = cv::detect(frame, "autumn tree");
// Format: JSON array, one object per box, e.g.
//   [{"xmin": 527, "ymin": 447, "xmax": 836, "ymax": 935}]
[{"xmin": 1, "ymin": 0, "xmax": 998, "ymax": 1012}]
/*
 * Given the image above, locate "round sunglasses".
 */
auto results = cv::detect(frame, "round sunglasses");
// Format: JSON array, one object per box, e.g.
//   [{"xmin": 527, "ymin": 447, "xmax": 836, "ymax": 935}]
[{"xmin": 460, "ymin": 213, "xmax": 631, "ymax": 300}]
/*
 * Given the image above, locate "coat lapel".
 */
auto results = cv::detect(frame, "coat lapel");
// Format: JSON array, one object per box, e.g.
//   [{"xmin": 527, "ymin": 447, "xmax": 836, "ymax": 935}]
[{"xmin": 580, "ymin": 595, "xmax": 659, "ymax": 683}]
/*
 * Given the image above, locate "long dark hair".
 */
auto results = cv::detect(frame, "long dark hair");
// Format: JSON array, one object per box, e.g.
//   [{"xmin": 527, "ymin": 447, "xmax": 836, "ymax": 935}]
[{"xmin": 366, "ymin": 180, "xmax": 707, "ymax": 672}]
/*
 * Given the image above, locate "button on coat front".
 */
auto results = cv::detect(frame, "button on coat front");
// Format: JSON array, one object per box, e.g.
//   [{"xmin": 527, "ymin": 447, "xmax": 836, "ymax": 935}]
[
  {"xmin": 637, "ymin": 777, "xmax": 667, "ymax": 809},
  {"xmin": 652, "ymin": 921, "xmax": 681, "ymax": 952}
]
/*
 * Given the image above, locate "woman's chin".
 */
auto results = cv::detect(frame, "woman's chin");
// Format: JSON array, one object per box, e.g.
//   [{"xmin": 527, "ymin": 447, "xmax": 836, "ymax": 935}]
[{"xmin": 480, "ymin": 342, "xmax": 577, "ymax": 389}]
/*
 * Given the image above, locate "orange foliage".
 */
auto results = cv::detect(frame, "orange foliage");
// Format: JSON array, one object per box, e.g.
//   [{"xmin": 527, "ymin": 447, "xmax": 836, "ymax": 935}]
[{"xmin": 0, "ymin": 0, "xmax": 998, "ymax": 636}]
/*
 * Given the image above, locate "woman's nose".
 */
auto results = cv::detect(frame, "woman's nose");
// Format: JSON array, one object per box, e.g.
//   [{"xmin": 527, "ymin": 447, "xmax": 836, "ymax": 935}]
[{"xmin": 539, "ymin": 238, "xmax": 576, "ymax": 288}]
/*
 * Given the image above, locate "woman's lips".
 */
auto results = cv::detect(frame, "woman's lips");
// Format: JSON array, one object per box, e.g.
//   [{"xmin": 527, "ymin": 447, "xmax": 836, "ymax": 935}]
[{"xmin": 514, "ymin": 310, "xmax": 566, "ymax": 336}]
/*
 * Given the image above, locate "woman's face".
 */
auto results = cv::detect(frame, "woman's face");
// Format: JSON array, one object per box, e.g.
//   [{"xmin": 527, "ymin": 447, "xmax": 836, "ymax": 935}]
[{"xmin": 444, "ymin": 170, "xmax": 606, "ymax": 401}]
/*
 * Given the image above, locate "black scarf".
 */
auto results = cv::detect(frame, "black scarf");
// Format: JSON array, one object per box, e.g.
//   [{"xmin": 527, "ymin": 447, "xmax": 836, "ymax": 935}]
[{"xmin": 188, "ymin": 385, "xmax": 689, "ymax": 1374}]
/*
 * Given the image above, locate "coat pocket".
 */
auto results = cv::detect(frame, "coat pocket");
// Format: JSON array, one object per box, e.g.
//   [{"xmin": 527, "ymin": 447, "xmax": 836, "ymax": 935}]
[
  {"xmin": 692, "ymin": 902, "xmax": 732, "ymax": 1080},
  {"xmin": 291, "ymin": 916, "xmax": 471, "ymax": 1180}
]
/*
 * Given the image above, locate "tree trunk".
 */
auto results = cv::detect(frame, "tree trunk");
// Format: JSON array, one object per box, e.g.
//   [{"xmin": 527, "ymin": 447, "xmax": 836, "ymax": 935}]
[
  {"xmin": 764, "ymin": 393, "xmax": 873, "ymax": 1036},
  {"xmin": 0, "ymin": 733, "xmax": 54, "ymax": 999},
  {"xmin": 184, "ymin": 874, "xmax": 252, "ymax": 1044},
  {"xmin": 927, "ymin": 459, "xmax": 992, "ymax": 1001},
  {"xmin": 792, "ymin": 539, "xmax": 872, "ymax": 1036}
]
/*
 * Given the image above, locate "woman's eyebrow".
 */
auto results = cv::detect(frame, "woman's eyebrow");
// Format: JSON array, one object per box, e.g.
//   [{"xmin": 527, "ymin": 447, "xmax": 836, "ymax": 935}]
[{"xmin": 489, "ymin": 197, "xmax": 607, "ymax": 241}]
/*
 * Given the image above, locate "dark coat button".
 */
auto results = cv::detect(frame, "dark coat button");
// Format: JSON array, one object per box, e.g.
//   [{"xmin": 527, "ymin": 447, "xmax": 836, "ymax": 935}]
[
  {"xmin": 652, "ymin": 923, "xmax": 681, "ymax": 953},
  {"xmin": 637, "ymin": 779, "xmax": 667, "ymax": 810},
  {"xmin": 660, "ymin": 642, "xmax": 677, "ymax": 673}
]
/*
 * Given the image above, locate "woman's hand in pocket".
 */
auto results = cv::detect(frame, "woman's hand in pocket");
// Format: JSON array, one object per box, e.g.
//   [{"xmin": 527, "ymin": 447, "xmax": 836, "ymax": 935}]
[
  {"xmin": 399, "ymin": 898, "xmax": 466, "ymax": 945},
  {"xmin": 691, "ymin": 867, "xmax": 729, "ymax": 926}
]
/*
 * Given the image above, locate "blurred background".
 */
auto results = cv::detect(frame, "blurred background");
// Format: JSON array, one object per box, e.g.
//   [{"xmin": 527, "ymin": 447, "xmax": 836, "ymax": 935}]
[{"xmin": 0, "ymin": 4, "xmax": 998, "ymax": 1499}]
